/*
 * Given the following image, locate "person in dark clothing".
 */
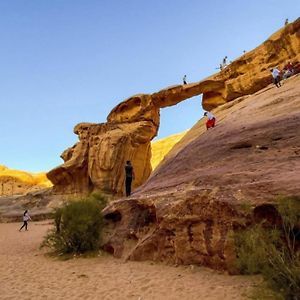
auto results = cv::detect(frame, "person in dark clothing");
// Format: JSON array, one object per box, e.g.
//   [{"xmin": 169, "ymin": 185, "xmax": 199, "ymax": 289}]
[
  {"xmin": 125, "ymin": 161, "xmax": 135, "ymax": 197},
  {"xmin": 19, "ymin": 210, "xmax": 31, "ymax": 231}
]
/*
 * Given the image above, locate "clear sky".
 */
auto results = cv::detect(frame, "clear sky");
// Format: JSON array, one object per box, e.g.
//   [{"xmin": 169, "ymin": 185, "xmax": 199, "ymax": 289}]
[{"xmin": 0, "ymin": 0, "xmax": 299, "ymax": 172}]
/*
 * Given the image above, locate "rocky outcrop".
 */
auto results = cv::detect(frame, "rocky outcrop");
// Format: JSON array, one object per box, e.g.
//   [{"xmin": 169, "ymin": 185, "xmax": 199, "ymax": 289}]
[
  {"xmin": 102, "ymin": 75, "xmax": 300, "ymax": 271},
  {"xmin": 202, "ymin": 18, "xmax": 300, "ymax": 110},
  {"xmin": 48, "ymin": 18, "xmax": 300, "ymax": 197},
  {"xmin": 0, "ymin": 165, "xmax": 51, "ymax": 197},
  {"xmin": 47, "ymin": 96, "xmax": 159, "ymax": 196}
]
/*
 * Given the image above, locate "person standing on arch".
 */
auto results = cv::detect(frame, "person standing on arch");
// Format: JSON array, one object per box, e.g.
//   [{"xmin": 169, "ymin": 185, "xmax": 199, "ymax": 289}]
[
  {"xmin": 183, "ymin": 75, "xmax": 187, "ymax": 85},
  {"xmin": 125, "ymin": 160, "xmax": 135, "ymax": 197},
  {"xmin": 204, "ymin": 111, "xmax": 216, "ymax": 130}
]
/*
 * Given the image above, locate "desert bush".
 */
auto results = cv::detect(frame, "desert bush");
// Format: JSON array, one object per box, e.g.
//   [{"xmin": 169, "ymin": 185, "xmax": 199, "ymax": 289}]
[
  {"xmin": 86, "ymin": 191, "xmax": 108, "ymax": 210},
  {"xmin": 42, "ymin": 194, "xmax": 107, "ymax": 254},
  {"xmin": 234, "ymin": 196, "xmax": 300, "ymax": 300}
]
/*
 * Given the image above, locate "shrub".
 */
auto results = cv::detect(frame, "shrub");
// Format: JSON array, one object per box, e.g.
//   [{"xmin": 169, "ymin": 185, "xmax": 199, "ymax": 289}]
[
  {"xmin": 42, "ymin": 194, "xmax": 107, "ymax": 254},
  {"xmin": 234, "ymin": 196, "xmax": 300, "ymax": 299}
]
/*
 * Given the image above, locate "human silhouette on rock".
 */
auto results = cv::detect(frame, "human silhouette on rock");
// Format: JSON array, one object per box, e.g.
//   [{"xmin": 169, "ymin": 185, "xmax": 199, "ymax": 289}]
[{"xmin": 125, "ymin": 161, "xmax": 135, "ymax": 197}]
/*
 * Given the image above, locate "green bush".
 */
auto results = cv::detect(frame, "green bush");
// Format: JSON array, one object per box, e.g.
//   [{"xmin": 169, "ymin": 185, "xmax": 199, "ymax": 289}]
[
  {"xmin": 42, "ymin": 194, "xmax": 107, "ymax": 254},
  {"xmin": 234, "ymin": 196, "xmax": 300, "ymax": 299}
]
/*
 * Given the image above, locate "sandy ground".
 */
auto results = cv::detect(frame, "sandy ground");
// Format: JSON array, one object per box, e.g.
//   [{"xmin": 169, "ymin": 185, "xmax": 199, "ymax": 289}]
[{"xmin": 0, "ymin": 221, "xmax": 257, "ymax": 300}]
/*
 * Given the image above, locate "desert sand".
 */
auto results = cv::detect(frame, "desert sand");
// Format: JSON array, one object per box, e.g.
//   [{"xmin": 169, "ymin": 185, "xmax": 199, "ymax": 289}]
[{"xmin": 0, "ymin": 221, "xmax": 257, "ymax": 300}]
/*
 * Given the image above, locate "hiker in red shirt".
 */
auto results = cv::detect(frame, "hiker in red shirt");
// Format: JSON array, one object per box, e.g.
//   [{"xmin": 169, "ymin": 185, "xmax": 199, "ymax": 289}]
[{"xmin": 204, "ymin": 111, "xmax": 216, "ymax": 130}]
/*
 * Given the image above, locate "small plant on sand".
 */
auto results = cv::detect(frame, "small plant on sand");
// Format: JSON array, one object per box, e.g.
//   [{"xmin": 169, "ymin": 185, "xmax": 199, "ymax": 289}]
[
  {"xmin": 234, "ymin": 196, "xmax": 300, "ymax": 300},
  {"xmin": 42, "ymin": 193, "xmax": 107, "ymax": 254}
]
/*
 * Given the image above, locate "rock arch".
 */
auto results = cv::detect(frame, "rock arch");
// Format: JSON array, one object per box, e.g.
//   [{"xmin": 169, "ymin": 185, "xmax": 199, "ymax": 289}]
[{"xmin": 47, "ymin": 18, "xmax": 300, "ymax": 196}]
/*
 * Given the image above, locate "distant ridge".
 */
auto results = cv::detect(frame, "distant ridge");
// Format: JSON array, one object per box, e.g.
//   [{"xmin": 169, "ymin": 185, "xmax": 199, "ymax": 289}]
[{"xmin": 0, "ymin": 165, "xmax": 52, "ymax": 196}]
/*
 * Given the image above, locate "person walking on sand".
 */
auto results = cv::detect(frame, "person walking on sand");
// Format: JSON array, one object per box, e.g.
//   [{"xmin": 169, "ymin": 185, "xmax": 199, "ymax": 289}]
[
  {"xmin": 270, "ymin": 68, "xmax": 282, "ymax": 88},
  {"xmin": 19, "ymin": 210, "xmax": 31, "ymax": 231},
  {"xmin": 204, "ymin": 111, "xmax": 216, "ymax": 130},
  {"xmin": 183, "ymin": 75, "xmax": 187, "ymax": 85},
  {"xmin": 125, "ymin": 160, "xmax": 135, "ymax": 197}
]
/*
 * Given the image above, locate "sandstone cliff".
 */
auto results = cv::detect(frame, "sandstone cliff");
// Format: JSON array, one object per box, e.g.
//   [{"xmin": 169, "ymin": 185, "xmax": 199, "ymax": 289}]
[
  {"xmin": 102, "ymin": 74, "xmax": 300, "ymax": 271},
  {"xmin": 151, "ymin": 131, "xmax": 187, "ymax": 170},
  {"xmin": 47, "ymin": 18, "xmax": 300, "ymax": 197},
  {"xmin": 0, "ymin": 165, "xmax": 51, "ymax": 197}
]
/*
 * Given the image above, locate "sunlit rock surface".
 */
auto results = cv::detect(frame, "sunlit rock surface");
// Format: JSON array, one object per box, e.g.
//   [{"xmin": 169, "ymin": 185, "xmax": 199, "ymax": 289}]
[
  {"xmin": 0, "ymin": 165, "xmax": 51, "ymax": 197},
  {"xmin": 47, "ymin": 18, "xmax": 300, "ymax": 197},
  {"xmin": 151, "ymin": 131, "xmax": 187, "ymax": 170}
]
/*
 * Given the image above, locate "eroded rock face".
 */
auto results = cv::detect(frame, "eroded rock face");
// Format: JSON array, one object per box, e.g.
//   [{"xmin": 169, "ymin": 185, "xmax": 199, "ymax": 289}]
[
  {"xmin": 202, "ymin": 18, "xmax": 300, "ymax": 110},
  {"xmin": 102, "ymin": 75, "xmax": 300, "ymax": 271},
  {"xmin": 48, "ymin": 119, "xmax": 157, "ymax": 196},
  {"xmin": 47, "ymin": 94, "xmax": 160, "ymax": 196},
  {"xmin": 48, "ymin": 18, "xmax": 300, "ymax": 197}
]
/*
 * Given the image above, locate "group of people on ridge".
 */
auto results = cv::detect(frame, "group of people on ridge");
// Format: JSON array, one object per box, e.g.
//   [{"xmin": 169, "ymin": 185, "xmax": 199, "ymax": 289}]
[
  {"xmin": 127, "ymin": 58, "xmax": 297, "ymax": 196},
  {"xmin": 271, "ymin": 61, "xmax": 295, "ymax": 88}
]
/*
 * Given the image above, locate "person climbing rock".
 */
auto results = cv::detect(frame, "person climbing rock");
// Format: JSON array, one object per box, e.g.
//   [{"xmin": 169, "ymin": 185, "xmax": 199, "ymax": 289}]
[
  {"xmin": 19, "ymin": 210, "xmax": 31, "ymax": 231},
  {"xmin": 125, "ymin": 160, "xmax": 135, "ymax": 197},
  {"xmin": 270, "ymin": 68, "xmax": 282, "ymax": 88},
  {"xmin": 283, "ymin": 61, "xmax": 294, "ymax": 79},
  {"xmin": 204, "ymin": 111, "xmax": 216, "ymax": 130},
  {"xmin": 183, "ymin": 75, "xmax": 187, "ymax": 85},
  {"xmin": 285, "ymin": 18, "xmax": 289, "ymax": 26}
]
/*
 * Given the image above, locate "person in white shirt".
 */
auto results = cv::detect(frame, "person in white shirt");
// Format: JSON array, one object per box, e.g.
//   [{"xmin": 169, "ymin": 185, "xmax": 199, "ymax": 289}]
[
  {"xmin": 204, "ymin": 111, "xmax": 216, "ymax": 130},
  {"xmin": 19, "ymin": 210, "xmax": 31, "ymax": 231},
  {"xmin": 271, "ymin": 68, "xmax": 282, "ymax": 88}
]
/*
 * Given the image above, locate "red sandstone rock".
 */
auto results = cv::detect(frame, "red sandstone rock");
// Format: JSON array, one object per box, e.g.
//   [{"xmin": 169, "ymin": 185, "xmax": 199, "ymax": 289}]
[{"xmin": 102, "ymin": 75, "xmax": 300, "ymax": 271}]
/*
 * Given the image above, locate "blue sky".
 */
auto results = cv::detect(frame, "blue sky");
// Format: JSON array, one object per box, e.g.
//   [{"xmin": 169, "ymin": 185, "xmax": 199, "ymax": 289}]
[{"xmin": 0, "ymin": 0, "xmax": 299, "ymax": 172}]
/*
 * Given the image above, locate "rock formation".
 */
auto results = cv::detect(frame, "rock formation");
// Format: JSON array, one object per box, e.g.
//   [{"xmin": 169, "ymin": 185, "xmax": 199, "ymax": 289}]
[
  {"xmin": 47, "ymin": 18, "xmax": 300, "ymax": 197},
  {"xmin": 0, "ymin": 165, "xmax": 51, "ymax": 197},
  {"xmin": 151, "ymin": 131, "xmax": 187, "ymax": 170},
  {"xmin": 102, "ymin": 74, "xmax": 300, "ymax": 271}
]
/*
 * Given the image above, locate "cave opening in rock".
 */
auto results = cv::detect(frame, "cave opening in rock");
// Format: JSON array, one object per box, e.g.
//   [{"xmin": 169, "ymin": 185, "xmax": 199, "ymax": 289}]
[
  {"xmin": 104, "ymin": 210, "xmax": 122, "ymax": 222},
  {"xmin": 151, "ymin": 94, "xmax": 204, "ymax": 170}
]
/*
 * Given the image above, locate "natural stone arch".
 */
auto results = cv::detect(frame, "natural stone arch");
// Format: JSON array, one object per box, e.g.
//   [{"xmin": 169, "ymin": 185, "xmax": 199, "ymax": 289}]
[{"xmin": 47, "ymin": 18, "xmax": 300, "ymax": 197}]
